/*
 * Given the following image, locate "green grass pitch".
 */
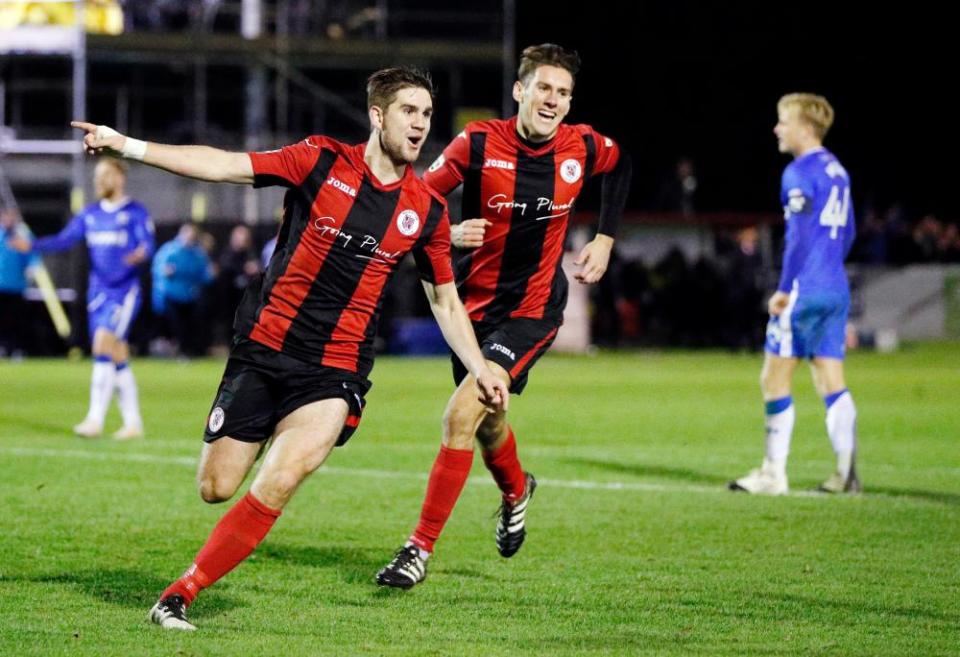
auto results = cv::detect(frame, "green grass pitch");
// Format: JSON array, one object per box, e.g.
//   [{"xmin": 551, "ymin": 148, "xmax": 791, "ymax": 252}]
[{"xmin": 1, "ymin": 344, "xmax": 958, "ymax": 656}]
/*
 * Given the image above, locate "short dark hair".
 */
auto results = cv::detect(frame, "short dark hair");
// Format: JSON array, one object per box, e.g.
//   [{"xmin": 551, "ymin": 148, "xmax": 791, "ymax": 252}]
[
  {"xmin": 517, "ymin": 43, "xmax": 581, "ymax": 86},
  {"xmin": 366, "ymin": 67, "xmax": 435, "ymax": 110}
]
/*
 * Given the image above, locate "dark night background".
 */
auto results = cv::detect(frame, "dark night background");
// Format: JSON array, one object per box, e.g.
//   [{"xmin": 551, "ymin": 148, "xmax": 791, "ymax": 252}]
[
  {"xmin": 3, "ymin": 1, "xmax": 957, "ymax": 353},
  {"xmin": 517, "ymin": 2, "xmax": 955, "ymax": 219},
  {"xmin": 3, "ymin": 1, "xmax": 955, "ymax": 223}
]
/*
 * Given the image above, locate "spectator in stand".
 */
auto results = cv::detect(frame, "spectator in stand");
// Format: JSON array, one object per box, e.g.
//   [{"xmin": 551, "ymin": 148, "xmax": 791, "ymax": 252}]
[
  {"xmin": 0, "ymin": 209, "xmax": 40, "ymax": 359},
  {"xmin": 883, "ymin": 204, "xmax": 914, "ymax": 264},
  {"xmin": 199, "ymin": 230, "xmax": 217, "ymax": 259},
  {"xmin": 655, "ymin": 157, "xmax": 697, "ymax": 217},
  {"xmin": 938, "ymin": 222, "xmax": 960, "ymax": 263},
  {"xmin": 215, "ymin": 224, "xmax": 259, "ymax": 344},
  {"xmin": 854, "ymin": 208, "xmax": 888, "ymax": 264},
  {"xmin": 720, "ymin": 226, "xmax": 766, "ymax": 350},
  {"xmin": 152, "ymin": 223, "xmax": 214, "ymax": 357},
  {"xmin": 648, "ymin": 247, "xmax": 691, "ymax": 345},
  {"xmin": 912, "ymin": 214, "xmax": 942, "ymax": 262}
]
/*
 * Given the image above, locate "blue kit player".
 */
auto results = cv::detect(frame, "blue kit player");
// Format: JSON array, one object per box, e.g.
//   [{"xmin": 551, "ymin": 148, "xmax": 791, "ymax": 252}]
[
  {"xmin": 10, "ymin": 158, "xmax": 154, "ymax": 439},
  {"xmin": 730, "ymin": 93, "xmax": 859, "ymax": 495}
]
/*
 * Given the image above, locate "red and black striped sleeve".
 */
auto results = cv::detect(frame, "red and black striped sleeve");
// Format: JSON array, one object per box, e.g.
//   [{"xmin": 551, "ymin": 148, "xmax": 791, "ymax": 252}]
[
  {"xmin": 577, "ymin": 126, "xmax": 631, "ymax": 237},
  {"xmin": 412, "ymin": 197, "xmax": 454, "ymax": 285},
  {"xmin": 423, "ymin": 130, "xmax": 471, "ymax": 196},
  {"xmin": 248, "ymin": 136, "xmax": 327, "ymax": 188},
  {"xmin": 576, "ymin": 125, "xmax": 621, "ymax": 177}
]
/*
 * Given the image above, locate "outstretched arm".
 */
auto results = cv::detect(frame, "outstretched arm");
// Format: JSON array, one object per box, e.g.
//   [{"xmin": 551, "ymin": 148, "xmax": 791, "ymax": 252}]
[
  {"xmin": 72, "ymin": 121, "xmax": 254, "ymax": 184},
  {"xmin": 422, "ymin": 280, "xmax": 509, "ymax": 412},
  {"xmin": 8, "ymin": 213, "xmax": 86, "ymax": 254}
]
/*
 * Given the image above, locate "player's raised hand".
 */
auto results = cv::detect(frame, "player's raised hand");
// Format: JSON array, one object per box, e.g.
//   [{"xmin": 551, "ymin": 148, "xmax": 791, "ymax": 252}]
[
  {"xmin": 451, "ymin": 218, "xmax": 492, "ymax": 249},
  {"xmin": 767, "ymin": 291, "xmax": 790, "ymax": 316},
  {"xmin": 71, "ymin": 121, "xmax": 126, "ymax": 157},
  {"xmin": 6, "ymin": 234, "xmax": 32, "ymax": 253},
  {"xmin": 573, "ymin": 234, "xmax": 614, "ymax": 284},
  {"xmin": 475, "ymin": 368, "xmax": 509, "ymax": 413}
]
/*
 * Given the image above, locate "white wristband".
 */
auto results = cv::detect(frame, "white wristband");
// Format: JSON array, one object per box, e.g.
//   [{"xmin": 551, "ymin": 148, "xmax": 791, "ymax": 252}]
[
  {"xmin": 95, "ymin": 124, "xmax": 147, "ymax": 161},
  {"xmin": 121, "ymin": 137, "xmax": 147, "ymax": 161}
]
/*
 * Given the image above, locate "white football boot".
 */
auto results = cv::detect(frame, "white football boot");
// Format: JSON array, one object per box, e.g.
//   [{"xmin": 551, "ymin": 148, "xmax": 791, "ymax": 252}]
[{"xmin": 729, "ymin": 459, "xmax": 788, "ymax": 495}]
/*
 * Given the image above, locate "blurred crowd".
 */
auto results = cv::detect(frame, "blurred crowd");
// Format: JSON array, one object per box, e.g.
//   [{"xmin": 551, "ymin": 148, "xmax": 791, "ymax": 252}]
[
  {"xmin": 584, "ymin": 159, "xmax": 959, "ymax": 349},
  {"xmin": 587, "ymin": 208, "xmax": 960, "ymax": 350},
  {"xmin": 591, "ymin": 228, "xmax": 768, "ymax": 350},
  {"xmin": 852, "ymin": 207, "xmax": 960, "ymax": 265},
  {"xmin": 3, "ymin": 155, "xmax": 958, "ymax": 358},
  {"xmin": 146, "ymin": 222, "xmax": 271, "ymax": 359}
]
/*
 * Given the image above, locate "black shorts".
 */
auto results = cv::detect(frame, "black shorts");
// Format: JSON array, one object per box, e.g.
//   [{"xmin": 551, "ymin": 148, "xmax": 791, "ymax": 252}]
[
  {"xmin": 452, "ymin": 317, "xmax": 560, "ymax": 394},
  {"xmin": 204, "ymin": 337, "xmax": 371, "ymax": 446}
]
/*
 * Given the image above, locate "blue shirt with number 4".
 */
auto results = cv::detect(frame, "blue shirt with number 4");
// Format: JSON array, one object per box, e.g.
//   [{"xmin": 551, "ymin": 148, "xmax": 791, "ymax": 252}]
[{"xmin": 778, "ymin": 147, "xmax": 855, "ymax": 295}]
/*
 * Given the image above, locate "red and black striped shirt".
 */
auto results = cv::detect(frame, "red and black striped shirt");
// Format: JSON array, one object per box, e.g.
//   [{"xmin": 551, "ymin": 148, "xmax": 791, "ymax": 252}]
[
  {"xmin": 235, "ymin": 136, "xmax": 453, "ymax": 377},
  {"xmin": 424, "ymin": 117, "xmax": 620, "ymax": 324}
]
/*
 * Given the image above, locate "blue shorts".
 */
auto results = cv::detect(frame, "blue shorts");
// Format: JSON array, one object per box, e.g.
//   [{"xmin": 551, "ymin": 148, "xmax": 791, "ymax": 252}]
[
  {"xmin": 765, "ymin": 288, "xmax": 848, "ymax": 360},
  {"xmin": 87, "ymin": 284, "xmax": 142, "ymax": 341}
]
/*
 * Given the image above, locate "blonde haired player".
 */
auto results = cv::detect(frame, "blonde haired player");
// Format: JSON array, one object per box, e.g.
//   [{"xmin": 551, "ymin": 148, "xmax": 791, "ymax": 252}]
[{"xmin": 730, "ymin": 93, "xmax": 859, "ymax": 495}]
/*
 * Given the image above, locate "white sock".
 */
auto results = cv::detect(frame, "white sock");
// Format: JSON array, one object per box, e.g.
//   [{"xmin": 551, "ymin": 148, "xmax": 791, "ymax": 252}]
[
  {"xmin": 86, "ymin": 358, "xmax": 116, "ymax": 426},
  {"xmin": 763, "ymin": 396, "xmax": 794, "ymax": 476},
  {"xmin": 825, "ymin": 389, "xmax": 856, "ymax": 477},
  {"xmin": 115, "ymin": 363, "xmax": 143, "ymax": 429}
]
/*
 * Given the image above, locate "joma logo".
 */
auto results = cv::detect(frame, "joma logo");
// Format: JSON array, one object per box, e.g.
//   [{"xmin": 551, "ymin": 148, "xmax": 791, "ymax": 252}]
[{"xmin": 326, "ymin": 176, "xmax": 357, "ymax": 197}]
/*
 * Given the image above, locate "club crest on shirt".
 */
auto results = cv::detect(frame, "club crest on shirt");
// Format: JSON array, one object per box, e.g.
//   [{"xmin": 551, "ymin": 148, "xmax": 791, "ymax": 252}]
[
  {"xmin": 428, "ymin": 154, "xmax": 445, "ymax": 173},
  {"xmin": 208, "ymin": 406, "xmax": 225, "ymax": 433},
  {"xmin": 787, "ymin": 188, "xmax": 808, "ymax": 214},
  {"xmin": 560, "ymin": 158, "xmax": 582, "ymax": 183},
  {"xmin": 397, "ymin": 210, "xmax": 420, "ymax": 236}
]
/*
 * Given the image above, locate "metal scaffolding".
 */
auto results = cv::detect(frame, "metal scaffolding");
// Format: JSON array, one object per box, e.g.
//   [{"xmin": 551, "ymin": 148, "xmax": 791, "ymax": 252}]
[{"xmin": 1, "ymin": 0, "xmax": 512, "ymax": 224}]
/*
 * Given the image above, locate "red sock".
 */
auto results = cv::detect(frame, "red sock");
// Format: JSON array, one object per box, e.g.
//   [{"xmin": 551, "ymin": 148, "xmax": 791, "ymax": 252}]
[
  {"xmin": 482, "ymin": 428, "xmax": 526, "ymax": 500},
  {"xmin": 161, "ymin": 492, "xmax": 281, "ymax": 606},
  {"xmin": 409, "ymin": 445, "xmax": 474, "ymax": 553}
]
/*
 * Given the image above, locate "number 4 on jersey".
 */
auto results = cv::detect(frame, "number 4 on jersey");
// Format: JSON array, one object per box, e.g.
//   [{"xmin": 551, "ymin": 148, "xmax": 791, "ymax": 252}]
[{"xmin": 819, "ymin": 185, "xmax": 850, "ymax": 239}]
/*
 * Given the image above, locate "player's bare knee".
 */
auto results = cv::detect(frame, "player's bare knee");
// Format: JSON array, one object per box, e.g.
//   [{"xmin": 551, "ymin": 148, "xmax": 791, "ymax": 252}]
[
  {"xmin": 442, "ymin": 402, "xmax": 479, "ymax": 449},
  {"xmin": 760, "ymin": 362, "xmax": 792, "ymax": 399},
  {"xmin": 198, "ymin": 475, "xmax": 237, "ymax": 504},
  {"xmin": 255, "ymin": 467, "xmax": 306, "ymax": 507},
  {"xmin": 112, "ymin": 340, "xmax": 129, "ymax": 364},
  {"xmin": 270, "ymin": 473, "xmax": 301, "ymax": 499},
  {"xmin": 812, "ymin": 359, "xmax": 845, "ymax": 395}
]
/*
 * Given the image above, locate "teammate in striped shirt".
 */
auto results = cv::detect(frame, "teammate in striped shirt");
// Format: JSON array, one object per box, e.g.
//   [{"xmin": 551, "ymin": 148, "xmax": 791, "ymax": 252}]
[
  {"xmin": 73, "ymin": 67, "xmax": 509, "ymax": 631},
  {"xmin": 377, "ymin": 44, "xmax": 632, "ymax": 589}
]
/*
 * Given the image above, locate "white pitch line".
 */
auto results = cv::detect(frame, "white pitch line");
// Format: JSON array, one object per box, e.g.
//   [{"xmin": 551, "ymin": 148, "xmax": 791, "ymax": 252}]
[
  {"xmin": 1, "ymin": 445, "xmax": 728, "ymax": 495},
  {"xmin": 0, "ymin": 446, "xmax": 943, "ymax": 502},
  {"xmin": 103, "ymin": 439, "xmax": 960, "ymax": 476}
]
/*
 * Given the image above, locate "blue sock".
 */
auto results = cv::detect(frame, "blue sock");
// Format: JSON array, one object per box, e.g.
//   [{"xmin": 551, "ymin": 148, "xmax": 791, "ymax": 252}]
[{"xmin": 824, "ymin": 388, "xmax": 848, "ymax": 409}]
